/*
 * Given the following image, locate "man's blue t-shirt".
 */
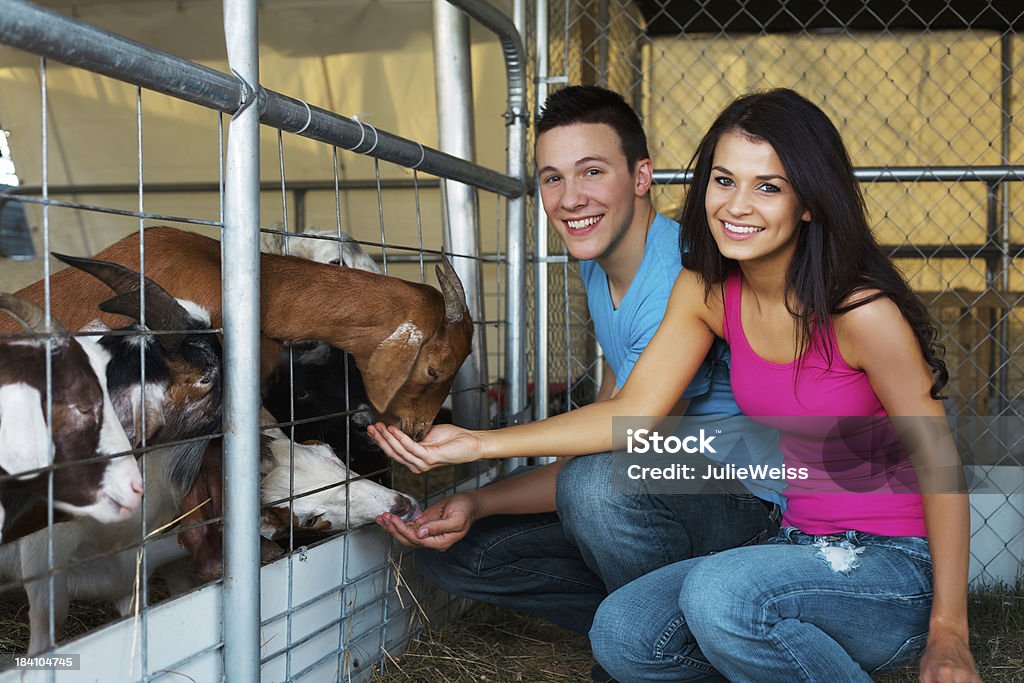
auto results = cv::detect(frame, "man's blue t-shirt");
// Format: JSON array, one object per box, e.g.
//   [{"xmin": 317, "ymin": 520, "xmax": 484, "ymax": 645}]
[
  {"xmin": 579, "ymin": 213, "xmax": 736, "ymax": 416},
  {"xmin": 579, "ymin": 213, "xmax": 785, "ymax": 507}
]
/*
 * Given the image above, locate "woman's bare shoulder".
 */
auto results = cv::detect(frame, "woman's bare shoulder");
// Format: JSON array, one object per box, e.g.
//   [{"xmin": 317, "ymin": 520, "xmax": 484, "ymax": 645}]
[{"xmin": 670, "ymin": 269, "xmax": 725, "ymax": 337}]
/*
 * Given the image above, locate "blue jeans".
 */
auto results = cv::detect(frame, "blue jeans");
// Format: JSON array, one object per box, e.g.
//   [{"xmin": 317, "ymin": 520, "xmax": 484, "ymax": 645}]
[
  {"xmin": 416, "ymin": 454, "xmax": 775, "ymax": 635},
  {"xmin": 590, "ymin": 528, "xmax": 933, "ymax": 682}
]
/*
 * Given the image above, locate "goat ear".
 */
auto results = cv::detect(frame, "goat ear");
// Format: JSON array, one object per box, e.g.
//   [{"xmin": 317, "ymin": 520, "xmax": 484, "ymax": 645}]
[
  {"xmin": 0, "ymin": 386, "xmax": 52, "ymax": 476},
  {"xmin": 135, "ymin": 390, "xmax": 166, "ymax": 447},
  {"xmin": 361, "ymin": 336, "xmax": 421, "ymax": 415},
  {"xmin": 114, "ymin": 385, "xmax": 165, "ymax": 448}
]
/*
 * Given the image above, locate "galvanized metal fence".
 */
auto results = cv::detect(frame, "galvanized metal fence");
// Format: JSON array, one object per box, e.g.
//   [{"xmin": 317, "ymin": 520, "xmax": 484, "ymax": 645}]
[
  {"xmin": 531, "ymin": 0, "xmax": 1023, "ymax": 585},
  {"xmin": 0, "ymin": 0, "xmax": 523, "ymax": 679}
]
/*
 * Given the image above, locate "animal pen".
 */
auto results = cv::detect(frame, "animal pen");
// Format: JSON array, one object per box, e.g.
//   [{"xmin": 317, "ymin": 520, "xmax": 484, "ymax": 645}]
[{"xmin": 0, "ymin": 0, "xmax": 1020, "ymax": 681}]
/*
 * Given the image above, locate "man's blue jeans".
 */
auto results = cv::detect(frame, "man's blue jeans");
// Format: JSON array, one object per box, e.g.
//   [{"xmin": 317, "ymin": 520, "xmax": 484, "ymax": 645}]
[
  {"xmin": 416, "ymin": 453, "xmax": 775, "ymax": 635},
  {"xmin": 590, "ymin": 528, "xmax": 932, "ymax": 682}
]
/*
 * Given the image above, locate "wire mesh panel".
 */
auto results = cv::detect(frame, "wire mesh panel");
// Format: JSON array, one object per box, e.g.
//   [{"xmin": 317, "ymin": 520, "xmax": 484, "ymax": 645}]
[
  {"xmin": 257, "ymin": 141, "xmax": 510, "ymax": 683},
  {"xmin": 536, "ymin": 0, "xmax": 1023, "ymax": 585},
  {"xmin": 0, "ymin": 0, "xmax": 516, "ymax": 679},
  {"xmin": 0, "ymin": 57, "xmax": 231, "ymax": 680}
]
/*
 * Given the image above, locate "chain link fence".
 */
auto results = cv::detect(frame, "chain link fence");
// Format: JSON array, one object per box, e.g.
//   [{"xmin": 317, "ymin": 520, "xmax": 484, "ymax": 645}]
[{"xmin": 534, "ymin": 0, "xmax": 1023, "ymax": 585}]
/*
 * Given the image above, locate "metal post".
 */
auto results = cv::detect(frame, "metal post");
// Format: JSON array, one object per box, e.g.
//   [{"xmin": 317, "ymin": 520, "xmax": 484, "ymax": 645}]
[
  {"xmin": 997, "ymin": 34, "xmax": 1012, "ymax": 416},
  {"xmin": 534, "ymin": 0, "xmax": 550, "ymax": 424},
  {"xmin": 433, "ymin": 0, "xmax": 489, "ymax": 430},
  {"xmin": 503, "ymin": 0, "xmax": 529, "ymax": 444},
  {"xmin": 221, "ymin": 0, "xmax": 261, "ymax": 679},
  {"xmin": 294, "ymin": 188, "xmax": 307, "ymax": 233},
  {"xmin": 501, "ymin": 0, "xmax": 529, "ymax": 469},
  {"xmin": 445, "ymin": 0, "xmax": 530, "ymax": 435},
  {"xmin": 597, "ymin": 0, "xmax": 610, "ymax": 87}
]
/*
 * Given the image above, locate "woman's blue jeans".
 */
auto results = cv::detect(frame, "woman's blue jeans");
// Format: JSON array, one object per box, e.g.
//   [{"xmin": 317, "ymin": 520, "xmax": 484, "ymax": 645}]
[
  {"xmin": 415, "ymin": 453, "xmax": 776, "ymax": 635},
  {"xmin": 590, "ymin": 528, "xmax": 933, "ymax": 682}
]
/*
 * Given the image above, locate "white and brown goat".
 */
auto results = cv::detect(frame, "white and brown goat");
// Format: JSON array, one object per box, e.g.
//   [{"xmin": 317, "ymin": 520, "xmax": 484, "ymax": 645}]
[
  {"xmin": 0, "ymin": 257, "xmax": 224, "ymax": 654},
  {"xmin": 259, "ymin": 416, "xmax": 419, "ymax": 540},
  {"xmin": 0, "ymin": 296, "xmax": 143, "ymax": 538}
]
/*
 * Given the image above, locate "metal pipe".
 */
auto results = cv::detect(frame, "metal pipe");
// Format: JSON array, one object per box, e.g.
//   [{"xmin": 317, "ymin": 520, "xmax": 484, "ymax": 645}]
[
  {"xmin": 448, "ymin": 0, "xmax": 530, "ymax": 431},
  {"xmin": 534, "ymin": 0, "xmax": 551, "ymax": 424},
  {"xmin": 294, "ymin": 188, "xmax": 307, "ymax": 233},
  {"xmin": 984, "ymin": 181, "xmax": 1001, "ymax": 412},
  {"xmin": 653, "ymin": 166, "xmax": 1024, "ymax": 185},
  {"xmin": 434, "ymin": 0, "xmax": 489, "ymax": 431},
  {"xmin": 504, "ymin": 0, "xmax": 529, "ymax": 430},
  {"xmin": 884, "ymin": 243, "xmax": 1024, "ymax": 260},
  {"xmin": 9, "ymin": 164, "xmax": 1022, "ymax": 199},
  {"xmin": 7, "ymin": 178, "xmax": 439, "ymax": 195},
  {"xmin": 221, "ymin": 0, "xmax": 261, "ymax": 678},
  {"xmin": 597, "ymin": 0, "xmax": 610, "ymax": 87},
  {"xmin": 997, "ymin": 34, "xmax": 1013, "ymax": 415},
  {"xmin": 445, "ymin": 0, "xmax": 527, "ymax": 115},
  {"xmin": 0, "ymin": 0, "xmax": 523, "ymax": 199}
]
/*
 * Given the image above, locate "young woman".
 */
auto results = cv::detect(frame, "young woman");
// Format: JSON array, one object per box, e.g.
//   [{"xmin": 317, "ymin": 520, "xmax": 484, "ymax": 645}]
[{"xmin": 369, "ymin": 89, "xmax": 979, "ymax": 682}]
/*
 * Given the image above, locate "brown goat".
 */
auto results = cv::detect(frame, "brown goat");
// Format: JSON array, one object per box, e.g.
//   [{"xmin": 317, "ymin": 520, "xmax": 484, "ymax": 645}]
[{"xmin": 11, "ymin": 226, "xmax": 474, "ymax": 440}]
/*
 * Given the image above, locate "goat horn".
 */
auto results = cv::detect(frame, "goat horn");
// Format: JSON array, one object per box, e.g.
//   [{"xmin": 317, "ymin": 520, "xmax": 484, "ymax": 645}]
[
  {"xmin": 52, "ymin": 252, "xmax": 190, "ymax": 351},
  {"xmin": 97, "ymin": 292, "xmax": 187, "ymax": 352},
  {"xmin": 0, "ymin": 293, "xmax": 68, "ymax": 336},
  {"xmin": 435, "ymin": 255, "xmax": 469, "ymax": 323}
]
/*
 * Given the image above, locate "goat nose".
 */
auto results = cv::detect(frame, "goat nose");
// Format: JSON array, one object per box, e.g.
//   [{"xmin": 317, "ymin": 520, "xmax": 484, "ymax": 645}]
[
  {"xmin": 414, "ymin": 429, "xmax": 426, "ymax": 442},
  {"xmin": 390, "ymin": 495, "xmax": 412, "ymax": 517},
  {"xmin": 131, "ymin": 478, "xmax": 144, "ymax": 495},
  {"xmin": 390, "ymin": 495, "xmax": 421, "ymax": 522}
]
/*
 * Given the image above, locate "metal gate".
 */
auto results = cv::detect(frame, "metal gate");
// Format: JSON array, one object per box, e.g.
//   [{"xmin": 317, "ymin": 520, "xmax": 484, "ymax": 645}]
[{"xmin": 0, "ymin": 0, "xmax": 522, "ymax": 679}]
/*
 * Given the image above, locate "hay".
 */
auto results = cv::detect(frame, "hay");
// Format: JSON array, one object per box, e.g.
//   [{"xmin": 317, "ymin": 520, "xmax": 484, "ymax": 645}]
[
  {"xmin": 375, "ymin": 585, "xmax": 1024, "ymax": 683},
  {"xmin": 0, "ymin": 589, "xmax": 122, "ymax": 654},
  {"xmin": 0, "ymin": 572, "xmax": 177, "ymax": 655},
  {"xmin": 372, "ymin": 603, "xmax": 594, "ymax": 683}
]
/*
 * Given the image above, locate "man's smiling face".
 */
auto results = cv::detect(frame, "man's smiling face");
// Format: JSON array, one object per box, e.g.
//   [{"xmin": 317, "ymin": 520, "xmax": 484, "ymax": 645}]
[{"xmin": 536, "ymin": 122, "xmax": 645, "ymax": 264}]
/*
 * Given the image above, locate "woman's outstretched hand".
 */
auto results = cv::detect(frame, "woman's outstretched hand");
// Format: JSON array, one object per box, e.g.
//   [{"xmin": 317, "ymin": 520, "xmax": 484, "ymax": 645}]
[{"xmin": 367, "ymin": 422, "xmax": 484, "ymax": 473}]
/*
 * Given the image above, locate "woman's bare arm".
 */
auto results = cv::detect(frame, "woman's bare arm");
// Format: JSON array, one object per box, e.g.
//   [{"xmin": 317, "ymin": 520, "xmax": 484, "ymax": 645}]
[
  {"xmin": 370, "ymin": 269, "xmax": 717, "ymax": 470},
  {"xmin": 838, "ymin": 297, "xmax": 979, "ymax": 683}
]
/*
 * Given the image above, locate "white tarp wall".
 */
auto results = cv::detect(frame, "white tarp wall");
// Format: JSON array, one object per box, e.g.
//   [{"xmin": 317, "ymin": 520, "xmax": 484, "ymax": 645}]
[{"xmin": 0, "ymin": 0, "xmax": 517, "ymax": 389}]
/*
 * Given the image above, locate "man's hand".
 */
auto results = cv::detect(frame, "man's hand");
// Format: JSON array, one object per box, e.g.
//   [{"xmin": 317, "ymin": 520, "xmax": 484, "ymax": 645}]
[
  {"xmin": 375, "ymin": 493, "xmax": 479, "ymax": 551},
  {"xmin": 368, "ymin": 423, "xmax": 483, "ymax": 473}
]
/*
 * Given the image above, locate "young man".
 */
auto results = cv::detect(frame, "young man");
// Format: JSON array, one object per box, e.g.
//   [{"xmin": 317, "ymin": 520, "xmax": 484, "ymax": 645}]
[{"xmin": 375, "ymin": 86, "xmax": 783, "ymax": 679}]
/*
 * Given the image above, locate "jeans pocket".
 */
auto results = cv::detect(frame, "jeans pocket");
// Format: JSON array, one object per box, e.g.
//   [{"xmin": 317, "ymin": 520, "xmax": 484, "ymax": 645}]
[{"xmin": 870, "ymin": 631, "xmax": 928, "ymax": 675}]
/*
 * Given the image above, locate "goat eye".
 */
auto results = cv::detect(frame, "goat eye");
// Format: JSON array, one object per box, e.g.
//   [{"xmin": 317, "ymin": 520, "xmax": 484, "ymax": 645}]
[
  {"xmin": 427, "ymin": 367, "xmax": 440, "ymax": 379},
  {"xmin": 296, "ymin": 390, "xmax": 311, "ymax": 401},
  {"xmin": 329, "ymin": 258, "xmax": 341, "ymax": 266},
  {"xmin": 74, "ymin": 403, "xmax": 96, "ymax": 415}
]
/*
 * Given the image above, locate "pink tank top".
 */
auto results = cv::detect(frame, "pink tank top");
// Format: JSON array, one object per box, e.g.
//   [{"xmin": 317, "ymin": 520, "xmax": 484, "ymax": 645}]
[{"xmin": 722, "ymin": 271, "xmax": 926, "ymax": 537}]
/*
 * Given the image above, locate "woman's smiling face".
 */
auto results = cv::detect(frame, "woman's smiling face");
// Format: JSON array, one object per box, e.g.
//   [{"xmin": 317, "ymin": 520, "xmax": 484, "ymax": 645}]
[{"xmin": 704, "ymin": 130, "xmax": 811, "ymax": 266}]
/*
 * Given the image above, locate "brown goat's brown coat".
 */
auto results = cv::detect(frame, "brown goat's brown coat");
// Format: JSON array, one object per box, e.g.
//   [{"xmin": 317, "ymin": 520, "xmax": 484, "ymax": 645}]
[{"xmin": 11, "ymin": 226, "xmax": 474, "ymax": 439}]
